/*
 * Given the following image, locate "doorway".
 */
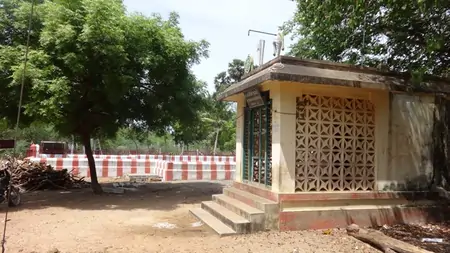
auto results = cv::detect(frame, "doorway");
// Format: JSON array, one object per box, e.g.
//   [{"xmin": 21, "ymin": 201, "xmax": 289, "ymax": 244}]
[{"xmin": 242, "ymin": 91, "xmax": 272, "ymax": 187}]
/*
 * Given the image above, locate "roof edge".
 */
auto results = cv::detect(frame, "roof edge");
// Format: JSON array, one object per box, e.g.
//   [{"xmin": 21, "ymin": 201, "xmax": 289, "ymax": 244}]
[{"xmin": 217, "ymin": 56, "xmax": 450, "ymax": 101}]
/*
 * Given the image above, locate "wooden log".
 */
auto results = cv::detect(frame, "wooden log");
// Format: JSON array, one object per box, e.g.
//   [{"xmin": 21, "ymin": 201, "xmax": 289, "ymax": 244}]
[
  {"xmin": 348, "ymin": 226, "xmax": 433, "ymax": 253},
  {"xmin": 432, "ymin": 185, "xmax": 450, "ymax": 200}
]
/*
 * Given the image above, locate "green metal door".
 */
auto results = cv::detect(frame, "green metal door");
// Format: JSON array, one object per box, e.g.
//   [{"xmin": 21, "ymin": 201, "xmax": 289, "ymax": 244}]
[{"xmin": 242, "ymin": 92, "xmax": 272, "ymax": 187}]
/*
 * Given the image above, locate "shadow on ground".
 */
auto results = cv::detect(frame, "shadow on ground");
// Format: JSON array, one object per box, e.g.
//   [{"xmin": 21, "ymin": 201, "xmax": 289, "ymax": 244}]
[{"xmin": 4, "ymin": 181, "xmax": 228, "ymax": 212}]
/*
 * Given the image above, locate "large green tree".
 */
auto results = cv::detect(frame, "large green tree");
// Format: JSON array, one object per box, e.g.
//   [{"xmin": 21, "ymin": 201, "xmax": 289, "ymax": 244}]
[
  {"xmin": 0, "ymin": 0, "xmax": 42, "ymax": 126},
  {"xmin": 1, "ymin": 0, "xmax": 209, "ymax": 193},
  {"xmin": 285, "ymin": 1, "xmax": 450, "ymax": 77}
]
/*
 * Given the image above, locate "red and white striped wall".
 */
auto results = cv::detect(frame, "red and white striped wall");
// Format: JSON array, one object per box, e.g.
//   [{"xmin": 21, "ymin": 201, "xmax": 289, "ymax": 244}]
[
  {"xmin": 35, "ymin": 154, "xmax": 236, "ymax": 162},
  {"xmin": 26, "ymin": 157, "xmax": 236, "ymax": 181},
  {"xmin": 27, "ymin": 157, "xmax": 170, "ymax": 178},
  {"xmin": 157, "ymin": 161, "xmax": 234, "ymax": 181}
]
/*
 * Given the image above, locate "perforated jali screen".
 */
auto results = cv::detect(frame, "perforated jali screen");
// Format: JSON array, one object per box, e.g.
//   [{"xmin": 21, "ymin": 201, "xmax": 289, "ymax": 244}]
[{"xmin": 295, "ymin": 94, "xmax": 376, "ymax": 192}]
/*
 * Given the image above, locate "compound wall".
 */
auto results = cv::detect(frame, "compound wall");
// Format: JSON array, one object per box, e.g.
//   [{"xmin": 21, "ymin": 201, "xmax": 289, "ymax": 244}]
[
  {"xmin": 35, "ymin": 154, "xmax": 236, "ymax": 163},
  {"xmin": 27, "ymin": 156, "xmax": 236, "ymax": 181}
]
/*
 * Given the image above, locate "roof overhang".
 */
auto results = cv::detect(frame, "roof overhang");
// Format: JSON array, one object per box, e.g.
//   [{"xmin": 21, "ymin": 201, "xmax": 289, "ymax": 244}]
[{"xmin": 217, "ymin": 56, "xmax": 450, "ymax": 101}]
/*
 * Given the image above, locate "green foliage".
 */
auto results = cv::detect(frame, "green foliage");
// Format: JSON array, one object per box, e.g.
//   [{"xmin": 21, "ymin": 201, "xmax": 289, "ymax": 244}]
[
  {"xmin": 0, "ymin": 119, "xmax": 67, "ymax": 156},
  {"xmin": 204, "ymin": 59, "xmax": 244, "ymax": 153},
  {"xmin": 213, "ymin": 59, "xmax": 244, "ymax": 94},
  {"xmin": 285, "ymin": 0, "xmax": 450, "ymax": 77},
  {"xmin": 0, "ymin": 0, "xmax": 209, "ymax": 191},
  {"xmin": 2, "ymin": 0, "xmax": 209, "ymax": 137},
  {"xmin": 167, "ymin": 58, "xmax": 243, "ymax": 153}
]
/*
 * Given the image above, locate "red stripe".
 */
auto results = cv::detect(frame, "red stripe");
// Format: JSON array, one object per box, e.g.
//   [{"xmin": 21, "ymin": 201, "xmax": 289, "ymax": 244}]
[
  {"xmin": 196, "ymin": 162, "xmax": 202, "ymax": 180},
  {"xmin": 165, "ymin": 162, "xmax": 173, "ymax": 181},
  {"xmin": 225, "ymin": 162, "xmax": 232, "ymax": 180},
  {"xmin": 145, "ymin": 159, "xmax": 151, "ymax": 174},
  {"xmin": 56, "ymin": 158, "xmax": 63, "ymax": 170},
  {"xmin": 211, "ymin": 162, "xmax": 217, "ymax": 180},
  {"xmin": 131, "ymin": 159, "xmax": 137, "ymax": 174},
  {"xmin": 117, "ymin": 159, "xmax": 123, "ymax": 177},
  {"xmin": 72, "ymin": 159, "xmax": 79, "ymax": 176},
  {"xmin": 181, "ymin": 162, "xmax": 188, "ymax": 180},
  {"xmin": 102, "ymin": 159, "xmax": 108, "ymax": 177}
]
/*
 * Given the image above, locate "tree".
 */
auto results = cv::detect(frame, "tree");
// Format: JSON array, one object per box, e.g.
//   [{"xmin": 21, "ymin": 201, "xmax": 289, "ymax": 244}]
[
  {"xmin": 201, "ymin": 59, "xmax": 245, "ymax": 154},
  {"xmin": 2, "ymin": 0, "xmax": 209, "ymax": 193},
  {"xmin": 170, "ymin": 79, "xmax": 210, "ymax": 150},
  {"xmin": 0, "ymin": 0, "xmax": 42, "ymax": 127},
  {"xmin": 213, "ymin": 59, "xmax": 245, "ymax": 94},
  {"xmin": 0, "ymin": 119, "xmax": 66, "ymax": 157},
  {"xmin": 285, "ymin": 1, "xmax": 450, "ymax": 77}
]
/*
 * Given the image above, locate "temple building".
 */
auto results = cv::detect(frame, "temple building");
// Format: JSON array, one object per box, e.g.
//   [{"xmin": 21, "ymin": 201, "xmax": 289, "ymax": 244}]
[{"xmin": 190, "ymin": 56, "xmax": 450, "ymax": 235}]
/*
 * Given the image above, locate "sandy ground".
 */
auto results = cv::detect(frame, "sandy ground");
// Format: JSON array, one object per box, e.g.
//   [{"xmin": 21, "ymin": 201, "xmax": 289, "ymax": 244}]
[{"xmin": 0, "ymin": 180, "xmax": 379, "ymax": 253}]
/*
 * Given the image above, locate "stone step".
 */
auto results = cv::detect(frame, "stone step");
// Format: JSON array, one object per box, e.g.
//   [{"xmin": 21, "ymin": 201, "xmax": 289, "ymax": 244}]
[
  {"xmin": 223, "ymin": 187, "xmax": 278, "ymax": 212},
  {"xmin": 212, "ymin": 194, "xmax": 265, "ymax": 231},
  {"xmin": 201, "ymin": 201, "xmax": 251, "ymax": 234},
  {"xmin": 189, "ymin": 208, "xmax": 236, "ymax": 237}
]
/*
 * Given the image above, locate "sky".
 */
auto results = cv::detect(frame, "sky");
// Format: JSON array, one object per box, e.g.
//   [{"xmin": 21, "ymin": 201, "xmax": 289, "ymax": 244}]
[{"xmin": 123, "ymin": 0, "xmax": 297, "ymax": 93}]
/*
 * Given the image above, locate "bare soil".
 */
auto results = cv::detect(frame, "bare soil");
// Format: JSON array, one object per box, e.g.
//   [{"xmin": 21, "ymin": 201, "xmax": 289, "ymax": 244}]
[
  {"xmin": 378, "ymin": 222, "xmax": 450, "ymax": 253},
  {"xmin": 1, "ymin": 180, "xmax": 379, "ymax": 253}
]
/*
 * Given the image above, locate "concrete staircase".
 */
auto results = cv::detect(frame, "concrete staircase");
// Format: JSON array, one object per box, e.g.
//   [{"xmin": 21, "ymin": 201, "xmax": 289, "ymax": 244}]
[{"xmin": 190, "ymin": 186, "xmax": 279, "ymax": 236}]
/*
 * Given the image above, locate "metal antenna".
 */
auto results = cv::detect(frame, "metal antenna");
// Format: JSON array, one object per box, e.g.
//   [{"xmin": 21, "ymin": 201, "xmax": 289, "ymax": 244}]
[
  {"xmin": 248, "ymin": 29, "xmax": 278, "ymax": 65},
  {"xmin": 257, "ymin": 40, "xmax": 265, "ymax": 66},
  {"xmin": 248, "ymin": 29, "xmax": 276, "ymax": 37}
]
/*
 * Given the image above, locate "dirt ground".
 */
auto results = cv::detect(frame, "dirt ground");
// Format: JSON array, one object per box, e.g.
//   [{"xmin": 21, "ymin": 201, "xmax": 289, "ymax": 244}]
[
  {"xmin": 378, "ymin": 222, "xmax": 450, "ymax": 253},
  {"xmin": 1, "ymin": 180, "xmax": 380, "ymax": 253}
]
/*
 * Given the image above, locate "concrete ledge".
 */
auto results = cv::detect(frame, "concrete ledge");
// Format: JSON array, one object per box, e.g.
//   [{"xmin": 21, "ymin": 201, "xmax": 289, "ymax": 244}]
[
  {"xmin": 279, "ymin": 205, "xmax": 450, "ymax": 231},
  {"xmin": 278, "ymin": 191, "xmax": 441, "ymax": 202},
  {"xmin": 233, "ymin": 182, "xmax": 278, "ymax": 202}
]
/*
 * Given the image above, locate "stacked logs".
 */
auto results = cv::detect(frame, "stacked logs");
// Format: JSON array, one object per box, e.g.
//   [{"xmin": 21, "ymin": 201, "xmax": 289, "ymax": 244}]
[{"xmin": 1, "ymin": 158, "xmax": 88, "ymax": 192}]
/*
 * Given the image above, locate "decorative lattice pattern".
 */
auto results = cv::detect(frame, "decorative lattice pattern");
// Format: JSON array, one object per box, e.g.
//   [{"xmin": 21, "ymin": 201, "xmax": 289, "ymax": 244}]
[{"xmin": 295, "ymin": 94, "xmax": 376, "ymax": 192}]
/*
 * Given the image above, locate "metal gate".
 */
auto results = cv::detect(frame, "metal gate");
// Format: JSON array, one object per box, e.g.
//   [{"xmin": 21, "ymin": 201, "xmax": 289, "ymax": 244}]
[{"xmin": 242, "ymin": 92, "xmax": 272, "ymax": 187}]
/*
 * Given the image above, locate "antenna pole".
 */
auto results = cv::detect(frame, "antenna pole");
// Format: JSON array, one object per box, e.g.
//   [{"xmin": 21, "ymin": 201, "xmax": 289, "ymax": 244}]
[{"xmin": 248, "ymin": 29, "xmax": 276, "ymax": 37}]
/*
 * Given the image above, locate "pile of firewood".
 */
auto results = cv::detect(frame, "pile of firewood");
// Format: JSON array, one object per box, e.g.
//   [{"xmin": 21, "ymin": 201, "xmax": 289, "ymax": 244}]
[{"xmin": 1, "ymin": 158, "xmax": 89, "ymax": 192}]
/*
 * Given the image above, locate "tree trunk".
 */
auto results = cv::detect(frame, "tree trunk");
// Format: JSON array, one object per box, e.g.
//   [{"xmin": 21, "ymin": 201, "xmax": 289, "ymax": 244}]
[
  {"xmin": 348, "ymin": 228, "xmax": 433, "ymax": 253},
  {"xmin": 180, "ymin": 142, "xmax": 184, "ymax": 155},
  {"xmin": 213, "ymin": 128, "xmax": 220, "ymax": 156},
  {"xmin": 97, "ymin": 139, "xmax": 102, "ymax": 155},
  {"xmin": 82, "ymin": 133, "xmax": 103, "ymax": 194}
]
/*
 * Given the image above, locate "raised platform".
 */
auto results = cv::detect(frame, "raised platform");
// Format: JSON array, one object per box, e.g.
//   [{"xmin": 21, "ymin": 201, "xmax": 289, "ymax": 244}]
[{"xmin": 190, "ymin": 181, "xmax": 450, "ymax": 235}]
